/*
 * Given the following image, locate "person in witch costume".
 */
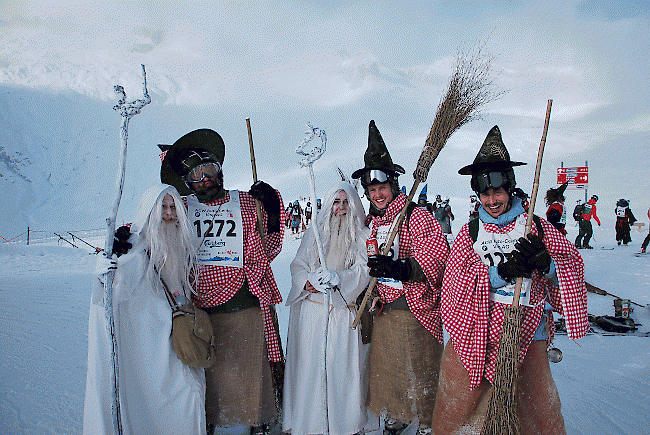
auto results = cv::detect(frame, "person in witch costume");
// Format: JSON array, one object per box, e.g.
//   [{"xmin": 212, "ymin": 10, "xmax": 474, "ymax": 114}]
[
  {"xmin": 160, "ymin": 128, "xmax": 284, "ymax": 435},
  {"xmin": 545, "ymin": 181, "xmax": 569, "ymax": 236},
  {"xmin": 432, "ymin": 126, "xmax": 589, "ymax": 435},
  {"xmin": 351, "ymin": 120, "xmax": 449, "ymax": 434}
]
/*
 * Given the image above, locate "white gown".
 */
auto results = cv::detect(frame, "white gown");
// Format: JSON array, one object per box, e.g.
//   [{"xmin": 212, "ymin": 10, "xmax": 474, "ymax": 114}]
[
  {"xmin": 283, "ymin": 223, "xmax": 372, "ymax": 435},
  {"xmin": 83, "ymin": 184, "xmax": 206, "ymax": 435}
]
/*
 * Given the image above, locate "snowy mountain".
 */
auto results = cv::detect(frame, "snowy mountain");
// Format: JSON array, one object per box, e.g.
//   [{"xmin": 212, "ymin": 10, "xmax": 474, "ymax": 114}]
[{"xmin": 1, "ymin": 75, "xmax": 649, "ymax": 242}]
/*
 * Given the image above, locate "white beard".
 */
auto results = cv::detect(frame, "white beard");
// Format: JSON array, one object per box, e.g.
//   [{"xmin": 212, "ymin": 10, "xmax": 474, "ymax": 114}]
[
  {"xmin": 150, "ymin": 221, "xmax": 193, "ymax": 297},
  {"xmin": 325, "ymin": 216, "xmax": 349, "ymax": 271}
]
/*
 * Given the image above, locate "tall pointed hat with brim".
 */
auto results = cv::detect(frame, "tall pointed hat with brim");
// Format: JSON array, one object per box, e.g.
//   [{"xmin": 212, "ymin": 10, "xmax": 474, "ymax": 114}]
[
  {"xmin": 160, "ymin": 128, "xmax": 225, "ymax": 195},
  {"xmin": 458, "ymin": 125, "xmax": 526, "ymax": 175},
  {"xmin": 352, "ymin": 120, "xmax": 405, "ymax": 179}
]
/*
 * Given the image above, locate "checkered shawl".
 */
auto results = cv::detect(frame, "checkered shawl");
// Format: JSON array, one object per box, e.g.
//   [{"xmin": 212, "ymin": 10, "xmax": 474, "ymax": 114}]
[
  {"xmin": 189, "ymin": 190, "xmax": 285, "ymax": 362},
  {"xmin": 442, "ymin": 212, "xmax": 588, "ymax": 389},
  {"xmin": 370, "ymin": 193, "xmax": 449, "ymax": 342}
]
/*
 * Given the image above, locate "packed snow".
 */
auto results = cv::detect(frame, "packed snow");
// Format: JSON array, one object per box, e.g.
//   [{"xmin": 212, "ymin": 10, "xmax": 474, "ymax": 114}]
[{"xmin": 1, "ymin": 202, "xmax": 649, "ymax": 435}]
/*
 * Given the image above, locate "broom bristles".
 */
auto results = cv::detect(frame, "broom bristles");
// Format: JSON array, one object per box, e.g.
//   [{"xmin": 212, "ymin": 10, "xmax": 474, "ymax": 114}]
[
  {"xmin": 481, "ymin": 306, "xmax": 523, "ymax": 435},
  {"xmin": 414, "ymin": 47, "xmax": 502, "ymax": 182}
]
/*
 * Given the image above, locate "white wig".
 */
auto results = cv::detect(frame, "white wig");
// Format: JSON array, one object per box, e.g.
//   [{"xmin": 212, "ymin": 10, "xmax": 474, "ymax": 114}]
[
  {"xmin": 133, "ymin": 184, "xmax": 197, "ymax": 296},
  {"xmin": 315, "ymin": 181, "xmax": 367, "ymax": 269}
]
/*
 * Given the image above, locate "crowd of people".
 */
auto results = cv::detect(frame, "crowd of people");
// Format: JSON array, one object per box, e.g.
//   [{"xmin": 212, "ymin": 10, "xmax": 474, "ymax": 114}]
[{"xmin": 84, "ymin": 121, "xmax": 591, "ymax": 435}]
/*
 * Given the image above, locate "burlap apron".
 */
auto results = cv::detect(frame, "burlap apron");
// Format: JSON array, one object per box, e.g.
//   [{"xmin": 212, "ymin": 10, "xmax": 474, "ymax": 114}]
[
  {"xmin": 205, "ymin": 306, "xmax": 277, "ymax": 427},
  {"xmin": 368, "ymin": 309, "xmax": 443, "ymax": 428}
]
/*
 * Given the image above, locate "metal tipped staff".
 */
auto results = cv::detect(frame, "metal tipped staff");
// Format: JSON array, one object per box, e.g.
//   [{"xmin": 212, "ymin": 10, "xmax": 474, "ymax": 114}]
[
  {"xmin": 481, "ymin": 99, "xmax": 553, "ymax": 435},
  {"xmin": 296, "ymin": 123, "xmax": 328, "ymax": 262},
  {"xmin": 246, "ymin": 118, "xmax": 266, "ymax": 249},
  {"xmin": 352, "ymin": 48, "xmax": 502, "ymax": 329},
  {"xmin": 295, "ymin": 122, "xmax": 331, "ymax": 431},
  {"xmin": 103, "ymin": 65, "xmax": 151, "ymax": 435}
]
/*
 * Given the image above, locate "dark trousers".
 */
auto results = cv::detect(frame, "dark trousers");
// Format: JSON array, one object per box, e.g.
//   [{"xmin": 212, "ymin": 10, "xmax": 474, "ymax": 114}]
[
  {"xmin": 642, "ymin": 232, "xmax": 650, "ymax": 250},
  {"xmin": 575, "ymin": 219, "xmax": 593, "ymax": 247}
]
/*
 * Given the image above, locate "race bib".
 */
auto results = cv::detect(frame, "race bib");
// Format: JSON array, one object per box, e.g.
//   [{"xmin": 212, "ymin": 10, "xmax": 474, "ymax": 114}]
[
  {"xmin": 473, "ymin": 214, "xmax": 533, "ymax": 306},
  {"xmin": 187, "ymin": 191, "xmax": 244, "ymax": 268},
  {"xmin": 375, "ymin": 221, "xmax": 402, "ymax": 289},
  {"xmin": 616, "ymin": 206, "xmax": 627, "ymax": 218}
]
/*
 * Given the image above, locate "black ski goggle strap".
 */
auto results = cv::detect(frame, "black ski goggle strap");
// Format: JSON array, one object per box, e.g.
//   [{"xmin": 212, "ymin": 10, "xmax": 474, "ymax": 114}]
[
  {"xmin": 184, "ymin": 162, "xmax": 222, "ymax": 183},
  {"xmin": 362, "ymin": 169, "xmax": 391, "ymax": 185},
  {"xmin": 474, "ymin": 171, "xmax": 507, "ymax": 193}
]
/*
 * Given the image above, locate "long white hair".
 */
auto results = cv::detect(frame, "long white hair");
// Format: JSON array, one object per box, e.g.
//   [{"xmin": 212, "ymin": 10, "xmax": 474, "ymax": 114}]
[
  {"xmin": 136, "ymin": 185, "xmax": 198, "ymax": 298},
  {"xmin": 315, "ymin": 181, "xmax": 367, "ymax": 270}
]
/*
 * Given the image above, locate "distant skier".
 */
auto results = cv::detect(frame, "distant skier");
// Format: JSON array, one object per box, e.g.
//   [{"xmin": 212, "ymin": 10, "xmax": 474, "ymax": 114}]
[
  {"xmin": 615, "ymin": 199, "xmax": 636, "ymax": 246},
  {"xmin": 469, "ymin": 194, "xmax": 480, "ymax": 221},
  {"xmin": 433, "ymin": 196, "xmax": 454, "ymax": 235},
  {"xmin": 304, "ymin": 201, "xmax": 313, "ymax": 226},
  {"xmin": 291, "ymin": 200, "xmax": 303, "ymax": 234},
  {"xmin": 545, "ymin": 181, "xmax": 569, "ymax": 236},
  {"xmin": 641, "ymin": 208, "xmax": 650, "ymax": 253},
  {"xmin": 575, "ymin": 194, "xmax": 601, "ymax": 249},
  {"xmin": 416, "ymin": 185, "xmax": 435, "ymax": 214},
  {"xmin": 285, "ymin": 202, "xmax": 294, "ymax": 228}
]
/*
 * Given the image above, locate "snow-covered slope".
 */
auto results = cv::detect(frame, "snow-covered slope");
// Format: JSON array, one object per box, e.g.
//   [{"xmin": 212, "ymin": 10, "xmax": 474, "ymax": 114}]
[{"xmin": 0, "ymin": 217, "xmax": 649, "ymax": 434}]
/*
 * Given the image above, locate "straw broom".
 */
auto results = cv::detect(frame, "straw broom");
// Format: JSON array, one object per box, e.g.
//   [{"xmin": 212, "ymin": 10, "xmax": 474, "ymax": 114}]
[
  {"xmin": 481, "ymin": 99, "xmax": 553, "ymax": 435},
  {"xmin": 352, "ymin": 48, "xmax": 501, "ymax": 329}
]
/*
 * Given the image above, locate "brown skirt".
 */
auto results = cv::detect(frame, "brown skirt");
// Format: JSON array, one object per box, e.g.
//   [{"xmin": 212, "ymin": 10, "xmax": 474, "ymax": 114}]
[
  {"xmin": 368, "ymin": 309, "xmax": 443, "ymax": 428},
  {"xmin": 205, "ymin": 307, "xmax": 277, "ymax": 427}
]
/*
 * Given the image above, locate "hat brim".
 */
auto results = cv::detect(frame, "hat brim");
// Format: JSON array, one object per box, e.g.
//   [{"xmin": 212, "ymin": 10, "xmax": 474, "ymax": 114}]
[
  {"xmin": 160, "ymin": 129, "xmax": 225, "ymax": 196},
  {"xmin": 458, "ymin": 160, "xmax": 526, "ymax": 175}
]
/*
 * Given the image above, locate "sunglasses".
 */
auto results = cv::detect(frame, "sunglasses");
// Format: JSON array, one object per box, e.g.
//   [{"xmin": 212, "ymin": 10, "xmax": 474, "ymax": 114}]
[
  {"xmin": 362, "ymin": 169, "xmax": 391, "ymax": 185},
  {"xmin": 475, "ymin": 171, "xmax": 507, "ymax": 193},
  {"xmin": 184, "ymin": 162, "xmax": 222, "ymax": 183}
]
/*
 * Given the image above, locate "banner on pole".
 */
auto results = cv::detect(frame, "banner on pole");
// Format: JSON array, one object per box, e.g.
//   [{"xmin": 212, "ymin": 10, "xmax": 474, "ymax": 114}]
[{"xmin": 557, "ymin": 166, "xmax": 588, "ymax": 190}]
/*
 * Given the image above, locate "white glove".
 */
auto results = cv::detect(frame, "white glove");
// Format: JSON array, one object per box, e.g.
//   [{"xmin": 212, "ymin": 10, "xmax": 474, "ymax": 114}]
[
  {"xmin": 316, "ymin": 266, "xmax": 340, "ymax": 289},
  {"xmin": 306, "ymin": 271, "xmax": 327, "ymax": 293},
  {"xmin": 95, "ymin": 254, "xmax": 117, "ymax": 283}
]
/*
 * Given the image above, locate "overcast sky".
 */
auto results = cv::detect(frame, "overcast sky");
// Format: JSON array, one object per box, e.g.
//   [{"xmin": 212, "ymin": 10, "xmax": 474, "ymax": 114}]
[{"xmin": 1, "ymin": 0, "xmax": 649, "ymax": 214}]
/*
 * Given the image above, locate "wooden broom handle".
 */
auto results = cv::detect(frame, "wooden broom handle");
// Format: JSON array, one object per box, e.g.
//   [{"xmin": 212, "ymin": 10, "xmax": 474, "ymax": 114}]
[
  {"xmin": 512, "ymin": 99, "xmax": 553, "ymax": 307},
  {"xmin": 246, "ymin": 118, "xmax": 266, "ymax": 249}
]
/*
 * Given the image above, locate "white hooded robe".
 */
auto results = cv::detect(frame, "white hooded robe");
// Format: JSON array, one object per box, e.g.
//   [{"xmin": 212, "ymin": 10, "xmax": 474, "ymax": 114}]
[
  {"xmin": 83, "ymin": 184, "xmax": 206, "ymax": 435},
  {"xmin": 282, "ymin": 182, "xmax": 373, "ymax": 435}
]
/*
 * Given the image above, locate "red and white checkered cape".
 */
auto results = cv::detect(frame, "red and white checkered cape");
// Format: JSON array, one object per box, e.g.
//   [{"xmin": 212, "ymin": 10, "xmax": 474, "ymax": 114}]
[
  {"xmin": 369, "ymin": 192, "xmax": 449, "ymax": 342},
  {"xmin": 442, "ymin": 212, "xmax": 589, "ymax": 389},
  {"xmin": 187, "ymin": 190, "xmax": 285, "ymax": 362}
]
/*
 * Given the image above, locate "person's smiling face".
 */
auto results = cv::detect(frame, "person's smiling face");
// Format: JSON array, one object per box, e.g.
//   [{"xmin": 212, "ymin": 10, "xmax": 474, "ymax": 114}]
[
  {"xmin": 479, "ymin": 187, "xmax": 511, "ymax": 218},
  {"xmin": 368, "ymin": 182, "xmax": 394, "ymax": 211}
]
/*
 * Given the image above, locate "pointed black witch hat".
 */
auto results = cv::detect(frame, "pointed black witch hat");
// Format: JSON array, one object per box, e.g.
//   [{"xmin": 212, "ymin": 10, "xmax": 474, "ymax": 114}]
[
  {"xmin": 352, "ymin": 120, "xmax": 405, "ymax": 180},
  {"xmin": 458, "ymin": 126, "xmax": 526, "ymax": 175}
]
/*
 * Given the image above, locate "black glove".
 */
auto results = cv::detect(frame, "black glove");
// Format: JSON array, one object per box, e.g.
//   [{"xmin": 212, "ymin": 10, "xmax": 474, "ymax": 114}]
[
  {"xmin": 497, "ymin": 250, "xmax": 532, "ymax": 283},
  {"xmin": 249, "ymin": 180, "xmax": 281, "ymax": 233},
  {"xmin": 112, "ymin": 225, "xmax": 132, "ymax": 257},
  {"xmin": 515, "ymin": 233, "xmax": 552, "ymax": 274},
  {"xmin": 367, "ymin": 255, "xmax": 412, "ymax": 282}
]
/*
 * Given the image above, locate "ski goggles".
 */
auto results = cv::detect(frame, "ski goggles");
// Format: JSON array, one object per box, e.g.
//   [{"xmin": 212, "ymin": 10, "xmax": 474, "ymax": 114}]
[
  {"xmin": 362, "ymin": 169, "xmax": 391, "ymax": 185},
  {"xmin": 184, "ymin": 162, "xmax": 222, "ymax": 183},
  {"xmin": 474, "ymin": 171, "xmax": 507, "ymax": 193}
]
